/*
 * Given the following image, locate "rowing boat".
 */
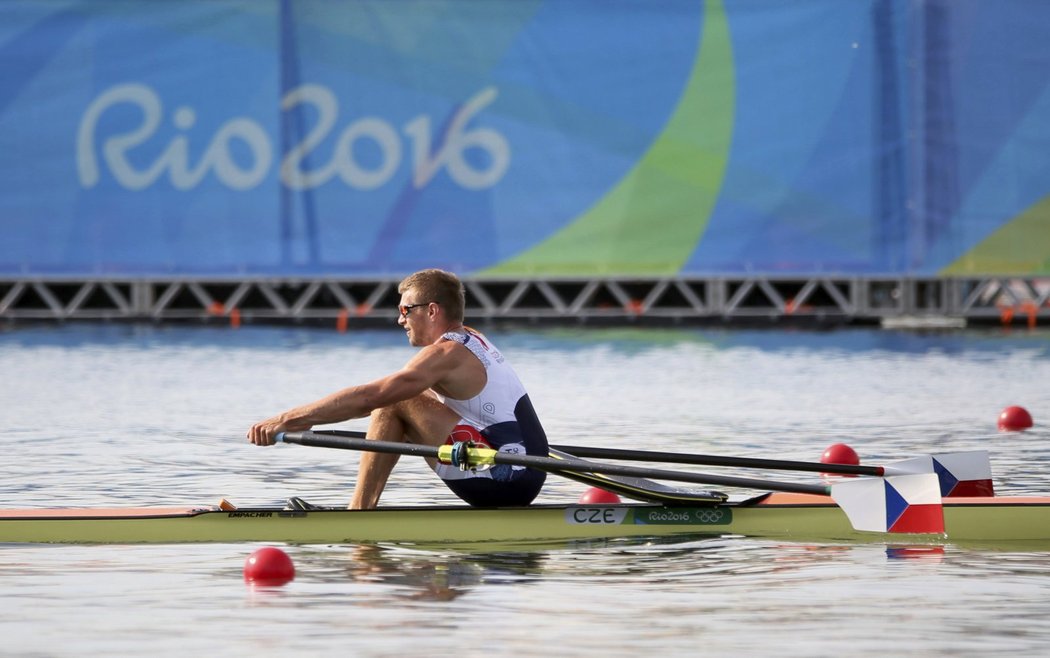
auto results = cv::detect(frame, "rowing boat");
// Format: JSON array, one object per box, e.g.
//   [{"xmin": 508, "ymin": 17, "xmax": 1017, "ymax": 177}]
[
  {"xmin": 1, "ymin": 493, "xmax": 1047, "ymax": 545},
  {"xmin": 5, "ymin": 430, "xmax": 1041, "ymax": 546}
]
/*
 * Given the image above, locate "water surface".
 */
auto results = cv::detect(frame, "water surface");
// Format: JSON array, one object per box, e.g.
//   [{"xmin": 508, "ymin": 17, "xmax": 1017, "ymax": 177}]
[{"xmin": 2, "ymin": 324, "xmax": 1049, "ymax": 656}]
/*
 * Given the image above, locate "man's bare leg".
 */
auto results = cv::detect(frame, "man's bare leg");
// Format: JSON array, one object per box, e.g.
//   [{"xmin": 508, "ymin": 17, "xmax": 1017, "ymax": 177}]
[
  {"xmin": 349, "ymin": 394, "xmax": 460, "ymax": 509},
  {"xmin": 349, "ymin": 407, "xmax": 403, "ymax": 510}
]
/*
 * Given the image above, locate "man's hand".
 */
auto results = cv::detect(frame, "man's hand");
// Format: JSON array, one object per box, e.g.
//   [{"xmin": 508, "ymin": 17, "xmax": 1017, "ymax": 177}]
[{"xmin": 247, "ymin": 414, "xmax": 313, "ymax": 446}]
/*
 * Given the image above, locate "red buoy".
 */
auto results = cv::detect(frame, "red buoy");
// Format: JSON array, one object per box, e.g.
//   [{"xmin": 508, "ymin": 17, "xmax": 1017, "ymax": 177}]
[
  {"xmin": 244, "ymin": 547, "xmax": 295, "ymax": 586},
  {"xmin": 820, "ymin": 443, "xmax": 860, "ymax": 466},
  {"xmin": 578, "ymin": 487, "xmax": 621, "ymax": 504},
  {"xmin": 998, "ymin": 406, "xmax": 1034, "ymax": 431}
]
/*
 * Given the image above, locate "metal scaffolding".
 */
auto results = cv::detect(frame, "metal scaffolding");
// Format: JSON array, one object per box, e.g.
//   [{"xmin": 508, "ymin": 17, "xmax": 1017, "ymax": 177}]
[{"xmin": 2, "ymin": 275, "xmax": 1048, "ymax": 328}]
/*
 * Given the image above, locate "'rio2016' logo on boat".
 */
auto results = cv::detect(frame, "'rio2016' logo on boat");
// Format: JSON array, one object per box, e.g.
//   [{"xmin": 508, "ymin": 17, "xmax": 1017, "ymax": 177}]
[{"xmin": 637, "ymin": 509, "xmax": 729, "ymax": 525}]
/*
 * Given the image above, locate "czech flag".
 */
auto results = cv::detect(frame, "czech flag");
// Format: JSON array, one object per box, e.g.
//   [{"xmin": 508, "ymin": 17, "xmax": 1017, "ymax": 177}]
[
  {"xmin": 832, "ymin": 472, "xmax": 945, "ymax": 535},
  {"xmin": 886, "ymin": 451, "xmax": 994, "ymax": 497}
]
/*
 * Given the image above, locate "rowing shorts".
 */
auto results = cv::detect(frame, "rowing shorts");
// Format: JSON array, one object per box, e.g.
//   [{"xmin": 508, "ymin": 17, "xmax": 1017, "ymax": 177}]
[{"xmin": 433, "ymin": 424, "xmax": 546, "ymax": 507}]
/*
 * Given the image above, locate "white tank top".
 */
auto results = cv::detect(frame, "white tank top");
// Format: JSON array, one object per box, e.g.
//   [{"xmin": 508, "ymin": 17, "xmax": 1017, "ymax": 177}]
[
  {"xmin": 436, "ymin": 329, "xmax": 527, "ymax": 431},
  {"xmin": 432, "ymin": 328, "xmax": 548, "ymax": 482}
]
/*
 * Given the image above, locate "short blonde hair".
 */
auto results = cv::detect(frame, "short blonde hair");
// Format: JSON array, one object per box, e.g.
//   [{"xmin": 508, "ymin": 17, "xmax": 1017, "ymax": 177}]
[{"xmin": 398, "ymin": 269, "xmax": 465, "ymax": 322}]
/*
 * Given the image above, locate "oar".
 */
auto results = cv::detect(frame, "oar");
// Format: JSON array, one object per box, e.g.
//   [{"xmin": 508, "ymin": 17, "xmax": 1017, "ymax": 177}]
[
  {"xmin": 279, "ymin": 430, "xmax": 827, "ymax": 495},
  {"xmin": 550, "ymin": 444, "xmax": 885, "ymax": 475},
  {"xmin": 290, "ymin": 431, "xmax": 878, "ymax": 474},
  {"xmin": 277, "ymin": 430, "xmax": 946, "ymax": 535},
  {"xmin": 552, "ymin": 444, "xmax": 993, "ymax": 498},
  {"xmin": 297, "ymin": 429, "xmax": 990, "ymax": 496}
]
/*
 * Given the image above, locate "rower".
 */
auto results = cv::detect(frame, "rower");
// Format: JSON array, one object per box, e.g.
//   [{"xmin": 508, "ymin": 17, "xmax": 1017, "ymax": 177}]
[{"xmin": 247, "ymin": 268, "xmax": 549, "ymax": 509}]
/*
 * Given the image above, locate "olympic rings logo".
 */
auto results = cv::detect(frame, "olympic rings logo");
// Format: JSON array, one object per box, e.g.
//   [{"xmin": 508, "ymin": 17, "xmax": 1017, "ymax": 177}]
[{"xmin": 695, "ymin": 509, "xmax": 726, "ymax": 524}]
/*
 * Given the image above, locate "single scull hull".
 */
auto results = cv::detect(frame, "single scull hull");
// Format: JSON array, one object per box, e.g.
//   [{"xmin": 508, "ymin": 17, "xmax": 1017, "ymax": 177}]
[{"xmin": 1, "ymin": 494, "xmax": 1047, "ymax": 545}]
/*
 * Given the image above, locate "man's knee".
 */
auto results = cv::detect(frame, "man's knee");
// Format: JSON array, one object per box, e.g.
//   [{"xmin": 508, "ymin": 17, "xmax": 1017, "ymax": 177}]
[
  {"xmin": 369, "ymin": 405, "xmax": 398, "ymax": 423},
  {"xmin": 369, "ymin": 394, "xmax": 452, "ymax": 429},
  {"xmin": 369, "ymin": 395, "xmax": 459, "ymax": 445},
  {"xmin": 369, "ymin": 395, "xmax": 424, "ymax": 422}
]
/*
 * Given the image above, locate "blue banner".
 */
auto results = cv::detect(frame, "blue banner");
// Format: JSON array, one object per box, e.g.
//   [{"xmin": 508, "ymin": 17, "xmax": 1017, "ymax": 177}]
[{"xmin": 1, "ymin": 1, "xmax": 1048, "ymax": 276}]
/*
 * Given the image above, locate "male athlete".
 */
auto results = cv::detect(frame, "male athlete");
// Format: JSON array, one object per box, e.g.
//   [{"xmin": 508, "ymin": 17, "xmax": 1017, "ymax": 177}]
[{"xmin": 247, "ymin": 269, "xmax": 548, "ymax": 509}]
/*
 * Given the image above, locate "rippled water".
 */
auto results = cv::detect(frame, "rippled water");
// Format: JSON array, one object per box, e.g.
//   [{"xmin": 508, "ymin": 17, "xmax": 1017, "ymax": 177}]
[{"xmin": 2, "ymin": 324, "xmax": 1049, "ymax": 656}]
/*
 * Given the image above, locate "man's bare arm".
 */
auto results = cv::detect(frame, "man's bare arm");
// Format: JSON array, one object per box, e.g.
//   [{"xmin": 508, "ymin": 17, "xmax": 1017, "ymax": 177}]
[{"xmin": 247, "ymin": 343, "xmax": 463, "ymax": 444}]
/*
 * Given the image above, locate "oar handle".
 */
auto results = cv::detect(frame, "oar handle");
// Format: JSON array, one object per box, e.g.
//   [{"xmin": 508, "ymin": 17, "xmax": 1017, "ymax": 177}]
[{"xmin": 279, "ymin": 431, "xmax": 441, "ymax": 459}]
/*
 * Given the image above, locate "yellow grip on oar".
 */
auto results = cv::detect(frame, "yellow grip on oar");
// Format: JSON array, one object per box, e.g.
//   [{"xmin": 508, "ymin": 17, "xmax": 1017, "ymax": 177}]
[{"xmin": 436, "ymin": 442, "xmax": 498, "ymax": 469}]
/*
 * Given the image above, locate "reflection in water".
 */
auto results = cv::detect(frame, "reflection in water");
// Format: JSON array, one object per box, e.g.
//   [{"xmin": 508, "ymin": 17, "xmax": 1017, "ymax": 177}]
[
  {"xmin": 885, "ymin": 545, "xmax": 946, "ymax": 562},
  {"xmin": 315, "ymin": 535, "xmax": 964, "ymax": 597},
  {"xmin": 296, "ymin": 543, "xmax": 548, "ymax": 602},
  {"xmin": 246, "ymin": 535, "xmax": 892, "ymax": 606}
]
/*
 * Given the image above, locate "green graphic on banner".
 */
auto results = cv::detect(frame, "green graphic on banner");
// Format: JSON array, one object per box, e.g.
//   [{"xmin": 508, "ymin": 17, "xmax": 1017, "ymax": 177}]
[
  {"xmin": 485, "ymin": 0, "xmax": 734, "ymax": 276},
  {"xmin": 942, "ymin": 195, "xmax": 1050, "ymax": 275}
]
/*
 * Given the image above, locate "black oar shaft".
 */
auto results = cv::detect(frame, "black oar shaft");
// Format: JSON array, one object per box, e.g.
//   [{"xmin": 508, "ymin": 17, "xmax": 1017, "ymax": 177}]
[
  {"xmin": 551, "ymin": 444, "xmax": 884, "ymax": 476},
  {"xmin": 281, "ymin": 431, "xmax": 440, "ymax": 459},
  {"xmin": 280, "ymin": 431, "xmax": 829, "ymax": 496},
  {"xmin": 306, "ymin": 430, "xmax": 881, "ymax": 476},
  {"xmin": 488, "ymin": 452, "xmax": 828, "ymax": 495}
]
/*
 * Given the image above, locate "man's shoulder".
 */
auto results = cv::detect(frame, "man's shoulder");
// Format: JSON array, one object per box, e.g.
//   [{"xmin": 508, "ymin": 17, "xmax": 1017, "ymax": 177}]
[{"xmin": 417, "ymin": 338, "xmax": 474, "ymax": 362}]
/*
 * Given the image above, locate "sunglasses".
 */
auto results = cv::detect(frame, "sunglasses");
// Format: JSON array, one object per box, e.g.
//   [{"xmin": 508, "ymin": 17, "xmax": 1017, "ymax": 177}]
[{"xmin": 398, "ymin": 302, "xmax": 434, "ymax": 318}]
